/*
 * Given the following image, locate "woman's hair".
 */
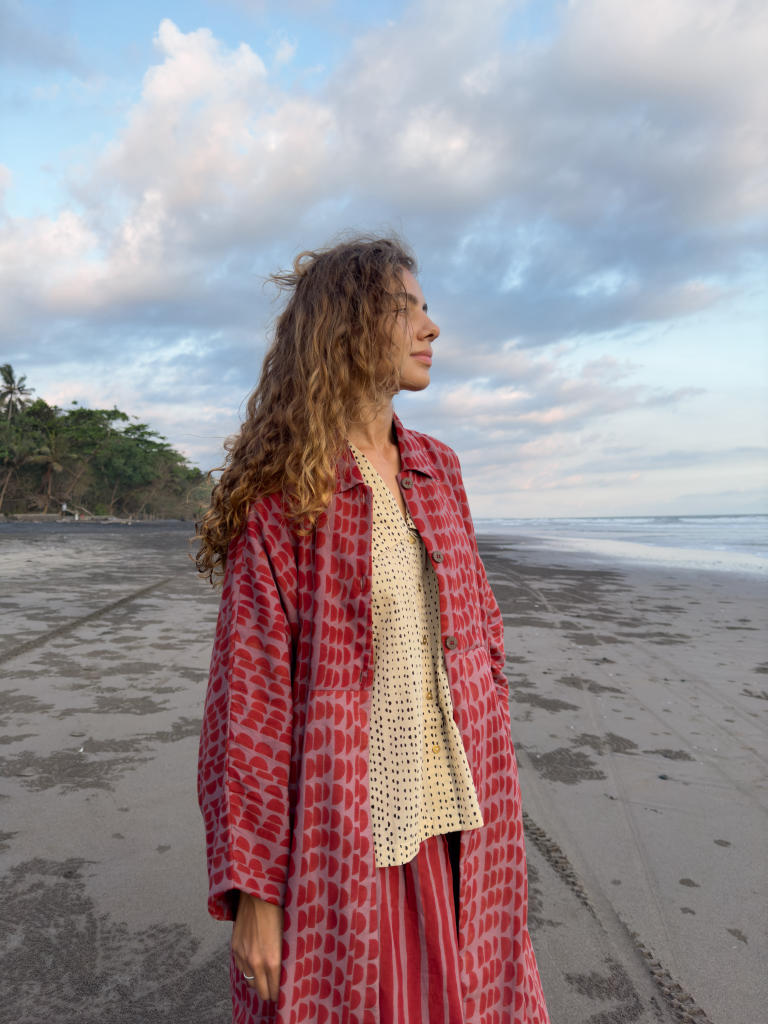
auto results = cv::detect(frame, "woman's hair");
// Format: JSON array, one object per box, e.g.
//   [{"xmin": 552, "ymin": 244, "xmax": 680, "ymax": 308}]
[{"xmin": 196, "ymin": 235, "xmax": 417, "ymax": 582}]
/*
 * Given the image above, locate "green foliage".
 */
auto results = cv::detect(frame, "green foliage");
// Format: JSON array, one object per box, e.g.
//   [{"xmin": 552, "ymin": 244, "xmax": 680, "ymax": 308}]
[{"xmin": 0, "ymin": 369, "xmax": 210, "ymax": 518}]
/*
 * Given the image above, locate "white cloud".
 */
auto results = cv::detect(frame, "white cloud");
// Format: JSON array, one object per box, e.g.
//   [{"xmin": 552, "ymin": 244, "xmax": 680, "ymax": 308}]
[
  {"xmin": 273, "ymin": 38, "xmax": 297, "ymax": 67},
  {"xmin": 146, "ymin": 19, "xmax": 267, "ymax": 104},
  {"xmin": 4, "ymin": 2, "xmax": 765, "ymax": 339}
]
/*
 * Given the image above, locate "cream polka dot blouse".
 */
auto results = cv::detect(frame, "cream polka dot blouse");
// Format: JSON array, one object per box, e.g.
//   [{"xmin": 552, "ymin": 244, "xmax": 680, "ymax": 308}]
[{"xmin": 350, "ymin": 444, "xmax": 484, "ymax": 868}]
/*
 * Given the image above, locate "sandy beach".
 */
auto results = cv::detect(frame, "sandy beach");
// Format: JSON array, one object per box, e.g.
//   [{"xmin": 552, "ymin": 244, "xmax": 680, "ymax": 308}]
[
  {"xmin": 0, "ymin": 521, "xmax": 764, "ymax": 1023},
  {"xmin": 483, "ymin": 537, "xmax": 766, "ymax": 1024}
]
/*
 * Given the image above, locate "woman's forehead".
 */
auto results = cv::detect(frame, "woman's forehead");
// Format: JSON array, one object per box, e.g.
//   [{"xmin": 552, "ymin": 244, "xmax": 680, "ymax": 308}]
[{"xmin": 392, "ymin": 268, "xmax": 427, "ymax": 311}]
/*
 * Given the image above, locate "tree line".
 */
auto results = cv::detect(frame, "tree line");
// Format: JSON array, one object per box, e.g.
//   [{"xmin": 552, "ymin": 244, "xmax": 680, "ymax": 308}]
[{"xmin": 0, "ymin": 364, "xmax": 210, "ymax": 519}]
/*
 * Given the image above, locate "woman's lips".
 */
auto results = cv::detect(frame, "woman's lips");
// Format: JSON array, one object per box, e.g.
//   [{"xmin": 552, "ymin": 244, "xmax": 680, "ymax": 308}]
[{"xmin": 412, "ymin": 351, "xmax": 432, "ymax": 366}]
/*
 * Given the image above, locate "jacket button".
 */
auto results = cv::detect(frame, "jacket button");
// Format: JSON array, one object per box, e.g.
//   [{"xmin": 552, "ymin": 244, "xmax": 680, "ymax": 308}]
[
  {"xmin": 432, "ymin": 550, "xmax": 444, "ymax": 563},
  {"xmin": 444, "ymin": 635, "xmax": 457, "ymax": 650},
  {"xmin": 401, "ymin": 476, "xmax": 413, "ymax": 489}
]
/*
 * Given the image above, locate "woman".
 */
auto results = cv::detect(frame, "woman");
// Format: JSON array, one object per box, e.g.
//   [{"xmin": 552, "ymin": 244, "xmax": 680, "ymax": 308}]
[{"xmin": 197, "ymin": 236, "xmax": 549, "ymax": 1024}]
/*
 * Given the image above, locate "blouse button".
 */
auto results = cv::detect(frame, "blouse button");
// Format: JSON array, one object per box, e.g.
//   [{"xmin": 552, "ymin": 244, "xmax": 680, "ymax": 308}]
[
  {"xmin": 401, "ymin": 477, "xmax": 413, "ymax": 489},
  {"xmin": 432, "ymin": 550, "xmax": 444, "ymax": 563},
  {"xmin": 426, "ymin": 690, "xmax": 434, "ymax": 701},
  {"xmin": 444, "ymin": 635, "xmax": 457, "ymax": 650},
  {"xmin": 432, "ymin": 743, "xmax": 440, "ymax": 754},
  {"xmin": 421, "ymin": 634, "xmax": 429, "ymax": 646}
]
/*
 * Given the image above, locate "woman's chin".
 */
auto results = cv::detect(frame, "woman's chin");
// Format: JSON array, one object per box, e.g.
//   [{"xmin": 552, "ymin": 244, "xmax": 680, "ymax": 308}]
[{"xmin": 398, "ymin": 374, "xmax": 430, "ymax": 393}]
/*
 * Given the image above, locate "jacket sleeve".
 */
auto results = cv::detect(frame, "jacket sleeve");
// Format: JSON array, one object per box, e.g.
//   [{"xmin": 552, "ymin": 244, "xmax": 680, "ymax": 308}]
[
  {"xmin": 197, "ymin": 512, "xmax": 295, "ymax": 921},
  {"xmin": 445, "ymin": 449, "xmax": 509, "ymax": 695}
]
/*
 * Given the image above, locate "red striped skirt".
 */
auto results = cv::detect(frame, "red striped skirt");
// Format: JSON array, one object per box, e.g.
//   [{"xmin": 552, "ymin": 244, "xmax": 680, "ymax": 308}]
[{"xmin": 377, "ymin": 833, "xmax": 464, "ymax": 1024}]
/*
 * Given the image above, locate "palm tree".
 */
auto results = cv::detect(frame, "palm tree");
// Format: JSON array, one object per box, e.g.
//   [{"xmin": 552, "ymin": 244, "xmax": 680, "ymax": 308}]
[
  {"xmin": 30, "ymin": 432, "xmax": 68, "ymax": 513},
  {"xmin": 0, "ymin": 364, "xmax": 34, "ymax": 422}
]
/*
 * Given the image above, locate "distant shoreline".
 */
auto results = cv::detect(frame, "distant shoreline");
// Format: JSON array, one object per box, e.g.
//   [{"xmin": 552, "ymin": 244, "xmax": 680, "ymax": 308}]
[
  {"xmin": 476, "ymin": 514, "xmax": 768, "ymax": 577},
  {"xmin": 1, "ymin": 514, "xmax": 196, "ymax": 524},
  {"xmin": 3, "ymin": 514, "xmax": 766, "ymax": 576}
]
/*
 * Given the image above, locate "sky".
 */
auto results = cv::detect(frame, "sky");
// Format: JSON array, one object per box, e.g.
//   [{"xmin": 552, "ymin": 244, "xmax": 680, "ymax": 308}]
[{"xmin": 1, "ymin": 0, "xmax": 766, "ymax": 518}]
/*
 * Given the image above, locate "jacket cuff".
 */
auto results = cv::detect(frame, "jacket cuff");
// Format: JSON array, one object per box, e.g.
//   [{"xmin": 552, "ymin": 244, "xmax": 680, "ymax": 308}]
[{"xmin": 208, "ymin": 862, "xmax": 287, "ymax": 921}]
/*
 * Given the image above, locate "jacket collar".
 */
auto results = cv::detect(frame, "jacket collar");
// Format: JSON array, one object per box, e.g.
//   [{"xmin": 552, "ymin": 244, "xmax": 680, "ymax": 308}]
[
  {"xmin": 392, "ymin": 412, "xmax": 435, "ymax": 478},
  {"xmin": 336, "ymin": 447, "xmax": 365, "ymax": 493},
  {"xmin": 335, "ymin": 412, "xmax": 435, "ymax": 493}
]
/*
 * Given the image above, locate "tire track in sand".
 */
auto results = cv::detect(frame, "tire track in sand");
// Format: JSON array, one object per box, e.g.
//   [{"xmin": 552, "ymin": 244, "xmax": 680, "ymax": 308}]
[{"xmin": 0, "ymin": 577, "xmax": 176, "ymax": 667}]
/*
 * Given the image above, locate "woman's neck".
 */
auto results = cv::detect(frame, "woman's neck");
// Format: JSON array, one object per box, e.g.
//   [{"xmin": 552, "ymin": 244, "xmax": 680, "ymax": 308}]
[{"xmin": 347, "ymin": 399, "xmax": 396, "ymax": 456}]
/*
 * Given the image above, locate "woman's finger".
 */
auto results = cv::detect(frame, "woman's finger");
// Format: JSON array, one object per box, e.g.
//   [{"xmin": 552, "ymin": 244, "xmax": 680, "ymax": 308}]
[
  {"xmin": 236, "ymin": 959, "xmax": 270, "ymax": 999},
  {"xmin": 266, "ymin": 958, "xmax": 280, "ymax": 1002},
  {"xmin": 232, "ymin": 946, "xmax": 258, "ymax": 989},
  {"xmin": 233, "ymin": 949, "xmax": 277, "ymax": 1002},
  {"xmin": 240, "ymin": 965, "xmax": 256, "ymax": 986},
  {"xmin": 252, "ymin": 966, "xmax": 272, "ymax": 1001}
]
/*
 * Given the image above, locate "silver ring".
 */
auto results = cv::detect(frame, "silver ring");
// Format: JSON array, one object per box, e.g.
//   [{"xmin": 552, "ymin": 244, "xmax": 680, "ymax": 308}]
[{"xmin": 243, "ymin": 971, "xmax": 256, "ymax": 980}]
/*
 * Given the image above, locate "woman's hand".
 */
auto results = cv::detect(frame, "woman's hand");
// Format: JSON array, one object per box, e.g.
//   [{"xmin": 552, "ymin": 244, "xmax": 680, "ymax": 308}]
[{"xmin": 231, "ymin": 892, "xmax": 284, "ymax": 1002}]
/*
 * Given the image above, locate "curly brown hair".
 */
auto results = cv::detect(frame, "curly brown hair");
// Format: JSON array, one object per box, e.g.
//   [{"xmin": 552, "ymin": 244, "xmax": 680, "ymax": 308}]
[{"xmin": 195, "ymin": 235, "xmax": 417, "ymax": 582}]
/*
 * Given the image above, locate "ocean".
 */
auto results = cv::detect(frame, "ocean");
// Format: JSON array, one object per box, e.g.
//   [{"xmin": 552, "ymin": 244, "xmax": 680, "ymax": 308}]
[
  {"xmin": 475, "ymin": 514, "xmax": 768, "ymax": 576},
  {"xmin": 2, "ymin": 514, "xmax": 767, "ymax": 577}
]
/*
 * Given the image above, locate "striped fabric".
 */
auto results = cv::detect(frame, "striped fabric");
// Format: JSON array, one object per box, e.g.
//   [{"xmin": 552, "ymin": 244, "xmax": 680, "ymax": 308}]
[{"xmin": 378, "ymin": 834, "xmax": 465, "ymax": 1024}]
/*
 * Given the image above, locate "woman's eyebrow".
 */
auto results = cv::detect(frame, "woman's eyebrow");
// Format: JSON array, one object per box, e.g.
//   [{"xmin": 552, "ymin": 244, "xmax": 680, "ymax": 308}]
[
  {"xmin": 393, "ymin": 288, "xmax": 428, "ymax": 313},
  {"xmin": 406, "ymin": 292, "xmax": 428, "ymax": 313}
]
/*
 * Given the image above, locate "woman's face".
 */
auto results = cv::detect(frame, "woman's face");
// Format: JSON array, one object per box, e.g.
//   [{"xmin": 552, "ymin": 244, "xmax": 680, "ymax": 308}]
[{"xmin": 390, "ymin": 268, "xmax": 440, "ymax": 392}]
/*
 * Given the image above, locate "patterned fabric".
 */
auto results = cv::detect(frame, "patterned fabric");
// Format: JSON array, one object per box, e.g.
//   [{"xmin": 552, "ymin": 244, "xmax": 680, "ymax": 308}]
[
  {"xmin": 349, "ymin": 443, "xmax": 483, "ymax": 868},
  {"xmin": 198, "ymin": 414, "xmax": 550, "ymax": 1024},
  {"xmin": 377, "ymin": 834, "xmax": 464, "ymax": 1024}
]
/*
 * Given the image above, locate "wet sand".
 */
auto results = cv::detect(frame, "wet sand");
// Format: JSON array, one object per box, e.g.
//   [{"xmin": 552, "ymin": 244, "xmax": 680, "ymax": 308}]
[
  {"xmin": 483, "ymin": 537, "xmax": 767, "ymax": 1024},
  {"xmin": 0, "ymin": 521, "xmax": 765, "ymax": 1023}
]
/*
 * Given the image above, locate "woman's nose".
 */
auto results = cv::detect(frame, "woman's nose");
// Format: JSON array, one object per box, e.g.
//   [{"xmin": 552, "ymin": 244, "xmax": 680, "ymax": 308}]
[{"xmin": 423, "ymin": 316, "xmax": 439, "ymax": 341}]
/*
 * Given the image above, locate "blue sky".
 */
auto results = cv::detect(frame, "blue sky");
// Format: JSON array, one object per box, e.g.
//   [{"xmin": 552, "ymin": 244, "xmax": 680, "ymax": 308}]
[{"xmin": 2, "ymin": 0, "xmax": 766, "ymax": 517}]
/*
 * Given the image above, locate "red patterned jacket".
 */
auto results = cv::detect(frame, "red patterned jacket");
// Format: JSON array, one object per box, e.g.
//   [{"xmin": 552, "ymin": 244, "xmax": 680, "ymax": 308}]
[{"xmin": 198, "ymin": 417, "xmax": 549, "ymax": 1024}]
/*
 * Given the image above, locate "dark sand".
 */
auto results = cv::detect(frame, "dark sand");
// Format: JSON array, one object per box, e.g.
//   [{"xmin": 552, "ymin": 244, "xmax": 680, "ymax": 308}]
[
  {"xmin": 0, "ymin": 521, "xmax": 765, "ymax": 1023},
  {"xmin": 483, "ymin": 537, "xmax": 767, "ymax": 1024}
]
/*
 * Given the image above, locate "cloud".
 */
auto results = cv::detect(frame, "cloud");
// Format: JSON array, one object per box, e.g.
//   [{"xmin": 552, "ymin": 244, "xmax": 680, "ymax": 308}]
[
  {"xmin": 559, "ymin": 444, "xmax": 768, "ymax": 475},
  {"xmin": 273, "ymin": 38, "xmax": 297, "ymax": 67},
  {"xmin": 3, "ymin": 1, "xmax": 765, "ymax": 351},
  {"xmin": 396, "ymin": 338, "xmax": 702, "ymax": 470}
]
